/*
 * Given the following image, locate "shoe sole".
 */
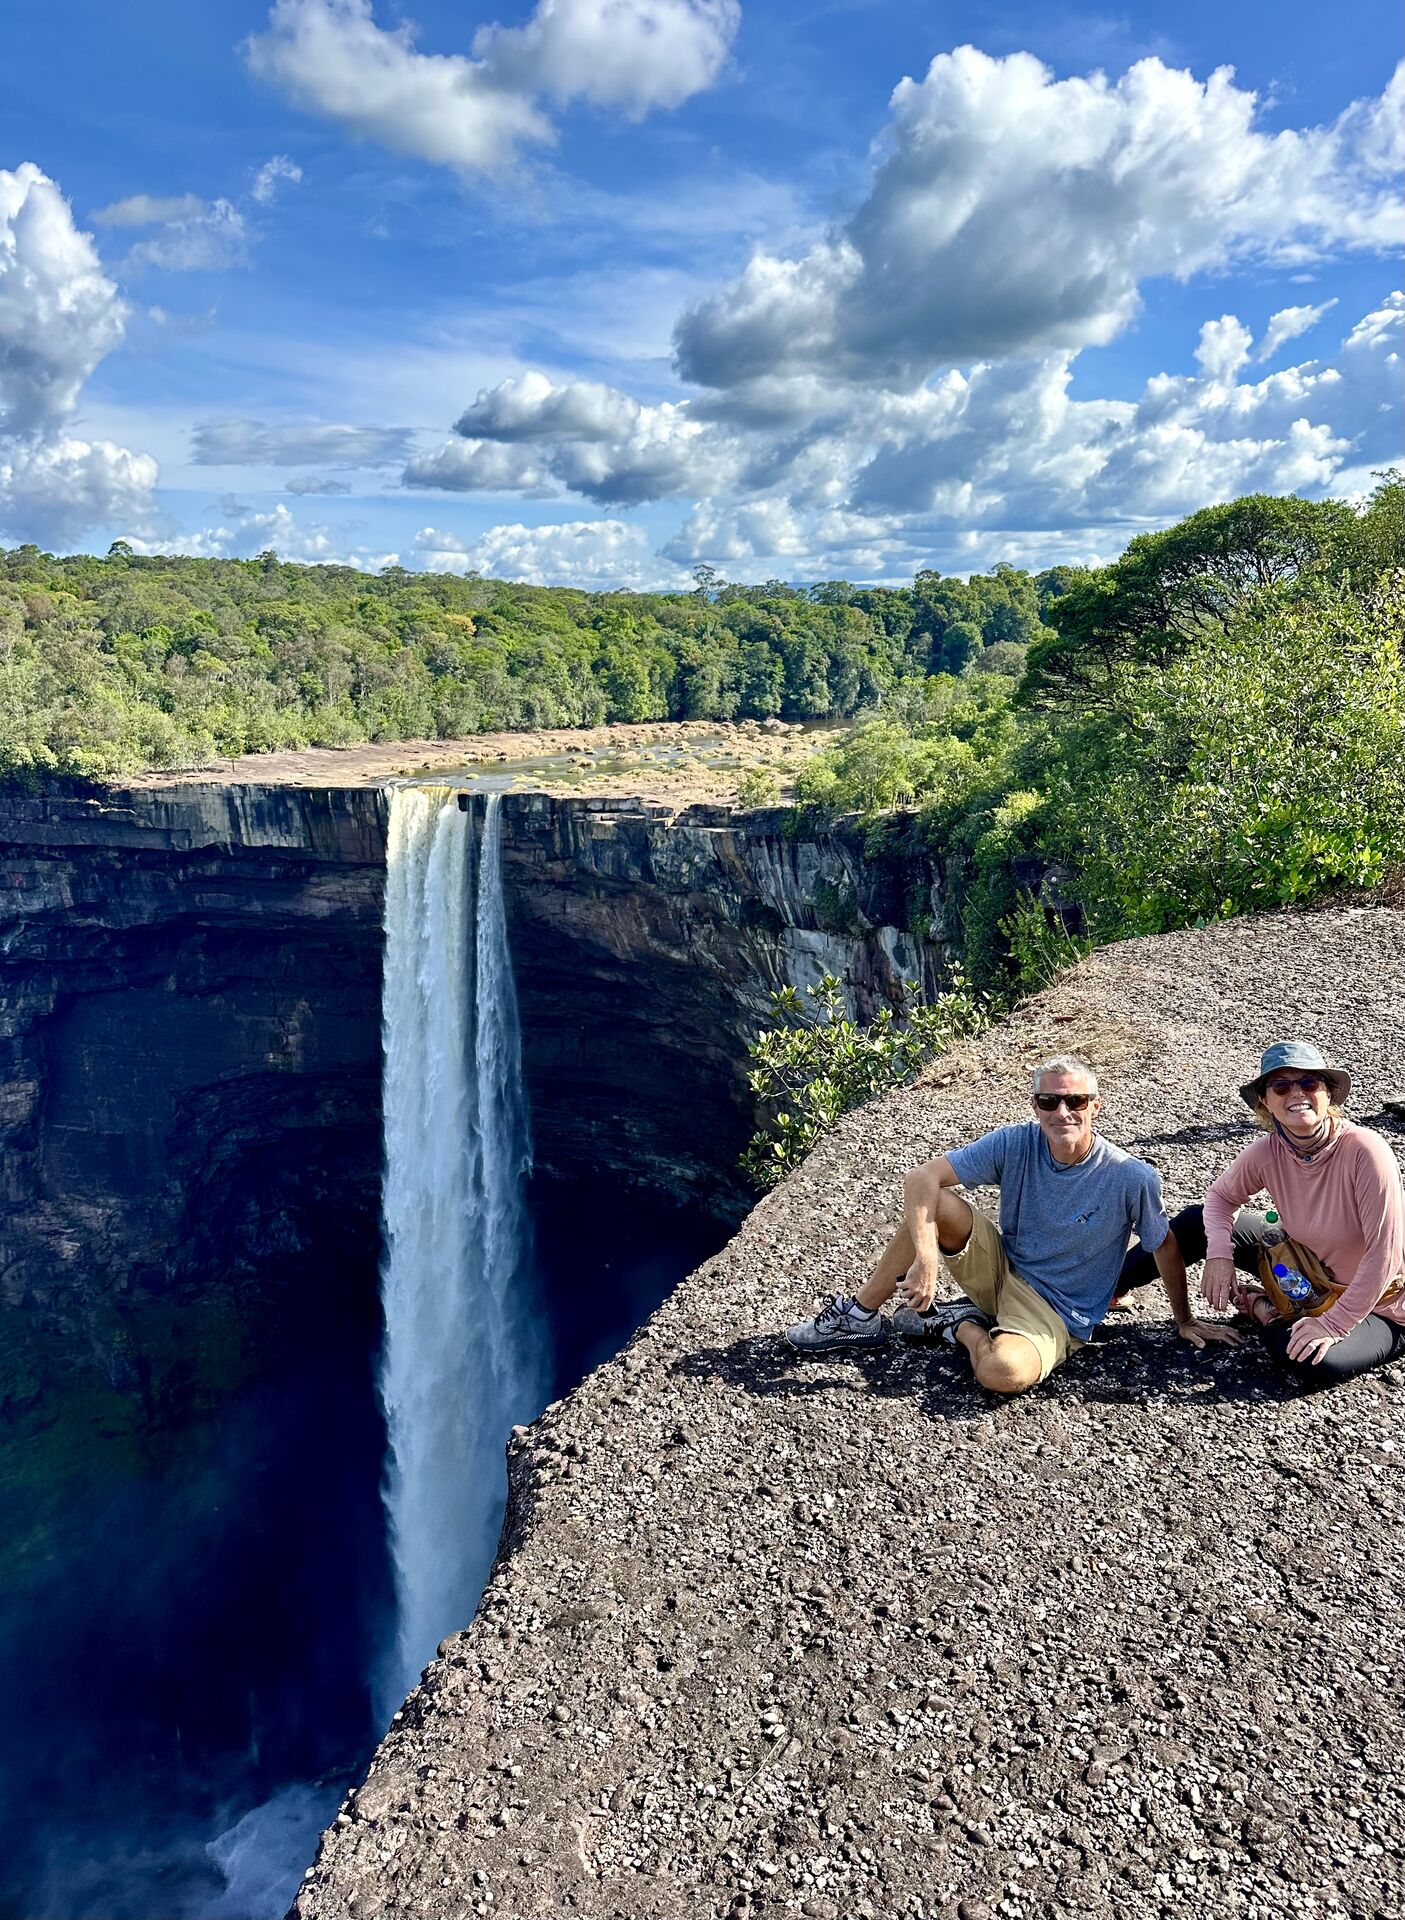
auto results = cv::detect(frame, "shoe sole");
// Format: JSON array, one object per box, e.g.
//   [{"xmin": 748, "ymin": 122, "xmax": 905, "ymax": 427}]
[{"xmin": 784, "ymin": 1326, "xmax": 888, "ymax": 1353}]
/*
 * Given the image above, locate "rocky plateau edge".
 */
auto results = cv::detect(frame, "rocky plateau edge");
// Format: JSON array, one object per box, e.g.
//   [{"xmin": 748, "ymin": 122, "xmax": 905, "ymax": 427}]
[{"xmin": 292, "ymin": 907, "xmax": 1405, "ymax": 1920}]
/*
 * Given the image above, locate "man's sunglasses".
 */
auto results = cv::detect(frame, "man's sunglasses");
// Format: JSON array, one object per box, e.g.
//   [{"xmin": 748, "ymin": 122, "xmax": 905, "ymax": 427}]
[
  {"xmin": 1264, "ymin": 1074, "xmax": 1325, "ymax": 1096},
  {"xmin": 1033, "ymin": 1092, "xmax": 1093, "ymax": 1112}
]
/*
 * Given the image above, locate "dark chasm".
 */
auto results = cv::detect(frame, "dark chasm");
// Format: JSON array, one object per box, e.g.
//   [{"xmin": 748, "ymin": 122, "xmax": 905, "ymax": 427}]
[{"xmin": 0, "ymin": 814, "xmax": 742, "ymax": 1920}]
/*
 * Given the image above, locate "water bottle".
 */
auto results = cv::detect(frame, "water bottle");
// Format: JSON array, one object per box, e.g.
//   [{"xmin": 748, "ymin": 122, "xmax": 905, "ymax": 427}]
[
  {"xmin": 1261, "ymin": 1210, "xmax": 1286, "ymax": 1251},
  {"xmin": 1272, "ymin": 1259, "xmax": 1314, "ymax": 1306}
]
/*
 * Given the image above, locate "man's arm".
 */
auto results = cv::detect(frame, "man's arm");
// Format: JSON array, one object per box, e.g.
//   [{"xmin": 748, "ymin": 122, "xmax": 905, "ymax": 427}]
[
  {"xmin": 1152, "ymin": 1232, "xmax": 1241, "ymax": 1349},
  {"xmin": 900, "ymin": 1154, "xmax": 963, "ymax": 1313}
]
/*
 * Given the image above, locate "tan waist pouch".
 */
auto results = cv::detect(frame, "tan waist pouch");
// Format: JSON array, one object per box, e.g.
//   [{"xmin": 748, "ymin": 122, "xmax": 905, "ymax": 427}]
[{"xmin": 1256, "ymin": 1236, "xmax": 1403, "ymax": 1321}]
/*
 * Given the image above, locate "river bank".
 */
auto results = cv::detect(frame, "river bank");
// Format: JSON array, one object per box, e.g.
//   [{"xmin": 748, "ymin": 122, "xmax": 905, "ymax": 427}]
[{"xmin": 116, "ymin": 720, "xmax": 832, "ymax": 808}]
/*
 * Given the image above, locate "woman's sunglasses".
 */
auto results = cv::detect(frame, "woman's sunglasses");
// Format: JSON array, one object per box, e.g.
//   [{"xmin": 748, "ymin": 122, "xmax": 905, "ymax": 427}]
[
  {"xmin": 1033, "ymin": 1092, "xmax": 1092, "ymax": 1112},
  {"xmin": 1264, "ymin": 1074, "xmax": 1325, "ymax": 1096}
]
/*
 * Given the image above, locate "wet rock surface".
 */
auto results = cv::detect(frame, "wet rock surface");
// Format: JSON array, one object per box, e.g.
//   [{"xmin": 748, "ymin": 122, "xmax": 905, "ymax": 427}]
[{"xmin": 292, "ymin": 907, "xmax": 1405, "ymax": 1920}]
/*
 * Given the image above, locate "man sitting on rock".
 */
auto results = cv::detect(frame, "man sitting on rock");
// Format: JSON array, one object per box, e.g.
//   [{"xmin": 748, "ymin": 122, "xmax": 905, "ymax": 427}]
[{"xmin": 785, "ymin": 1054, "xmax": 1237, "ymax": 1393}]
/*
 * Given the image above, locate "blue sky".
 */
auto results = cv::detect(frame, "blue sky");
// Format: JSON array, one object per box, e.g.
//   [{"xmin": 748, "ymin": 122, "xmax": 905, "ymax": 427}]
[{"xmin": 1, "ymin": 1, "xmax": 1400, "ymax": 584}]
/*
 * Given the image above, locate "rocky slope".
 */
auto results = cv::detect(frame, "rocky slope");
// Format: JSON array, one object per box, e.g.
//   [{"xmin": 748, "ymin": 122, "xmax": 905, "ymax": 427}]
[{"xmin": 291, "ymin": 906, "xmax": 1405, "ymax": 1920}]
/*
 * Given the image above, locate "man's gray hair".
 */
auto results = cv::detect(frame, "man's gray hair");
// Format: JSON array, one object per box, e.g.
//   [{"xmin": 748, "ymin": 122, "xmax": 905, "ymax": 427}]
[{"xmin": 1031, "ymin": 1054, "xmax": 1099, "ymax": 1096}]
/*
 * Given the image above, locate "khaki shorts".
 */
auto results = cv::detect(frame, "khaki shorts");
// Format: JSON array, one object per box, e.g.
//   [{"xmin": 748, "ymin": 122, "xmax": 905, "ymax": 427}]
[{"xmin": 944, "ymin": 1208, "xmax": 1084, "ymax": 1382}]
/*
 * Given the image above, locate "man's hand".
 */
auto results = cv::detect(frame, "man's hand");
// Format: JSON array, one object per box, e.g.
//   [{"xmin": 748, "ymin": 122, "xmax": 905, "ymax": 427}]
[
  {"xmin": 1176, "ymin": 1317, "xmax": 1242, "ymax": 1350},
  {"xmin": 899, "ymin": 1259, "xmax": 942, "ymax": 1314},
  {"xmin": 1286, "ymin": 1318, "xmax": 1340, "ymax": 1366},
  {"xmin": 1201, "ymin": 1255, "xmax": 1238, "ymax": 1312}
]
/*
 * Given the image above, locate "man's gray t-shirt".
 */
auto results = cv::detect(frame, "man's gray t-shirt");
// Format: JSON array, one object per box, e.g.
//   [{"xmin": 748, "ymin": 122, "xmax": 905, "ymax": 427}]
[{"xmin": 945, "ymin": 1123, "xmax": 1170, "ymax": 1339}]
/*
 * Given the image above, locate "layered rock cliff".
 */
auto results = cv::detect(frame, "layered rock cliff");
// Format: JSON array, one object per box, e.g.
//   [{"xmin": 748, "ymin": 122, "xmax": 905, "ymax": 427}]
[
  {"xmin": 0, "ymin": 785, "xmax": 389, "ymax": 1433},
  {"xmin": 289, "ymin": 907, "xmax": 1405, "ymax": 1920},
  {"xmin": 495, "ymin": 794, "xmax": 943, "ymax": 1207},
  {"xmin": 0, "ymin": 784, "xmax": 949, "ymax": 1426}
]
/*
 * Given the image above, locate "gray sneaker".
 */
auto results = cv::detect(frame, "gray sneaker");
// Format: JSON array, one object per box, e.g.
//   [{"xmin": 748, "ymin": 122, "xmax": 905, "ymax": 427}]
[
  {"xmin": 892, "ymin": 1298, "xmax": 992, "ymax": 1346},
  {"xmin": 890, "ymin": 1302, "xmax": 944, "ymax": 1342},
  {"xmin": 785, "ymin": 1294, "xmax": 888, "ymax": 1352}
]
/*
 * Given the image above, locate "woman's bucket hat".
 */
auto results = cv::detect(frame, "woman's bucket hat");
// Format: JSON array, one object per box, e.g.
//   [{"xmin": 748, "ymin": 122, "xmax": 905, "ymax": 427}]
[{"xmin": 1239, "ymin": 1039, "xmax": 1351, "ymax": 1109}]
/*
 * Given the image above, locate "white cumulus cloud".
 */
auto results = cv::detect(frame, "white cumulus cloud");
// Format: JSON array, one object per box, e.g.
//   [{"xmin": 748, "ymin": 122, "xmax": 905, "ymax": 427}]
[
  {"xmin": 0, "ymin": 436, "xmax": 161, "ymax": 549},
  {"xmin": 1257, "ymin": 299, "xmax": 1338, "ymax": 362},
  {"xmin": 407, "ymin": 371, "xmax": 722, "ymax": 503},
  {"xmin": 413, "ymin": 517, "xmax": 671, "ymax": 585},
  {"xmin": 245, "ymin": 0, "xmax": 553, "ymax": 174},
  {"xmin": 475, "ymin": 0, "xmax": 739, "ymax": 117},
  {"xmin": 1195, "ymin": 315, "xmax": 1254, "ymax": 382},
  {"xmin": 0, "ymin": 163, "xmax": 128, "ymax": 432},
  {"xmin": 0, "ymin": 164, "xmax": 161, "ymax": 545},
  {"xmin": 245, "ymin": 0, "xmax": 739, "ymax": 175},
  {"xmin": 674, "ymin": 49, "xmax": 1405, "ymax": 390}
]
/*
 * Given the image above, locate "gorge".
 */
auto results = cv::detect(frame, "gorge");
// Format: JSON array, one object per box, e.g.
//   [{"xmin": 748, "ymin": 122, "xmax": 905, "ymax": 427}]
[{"xmin": 0, "ymin": 777, "xmax": 951, "ymax": 1917}]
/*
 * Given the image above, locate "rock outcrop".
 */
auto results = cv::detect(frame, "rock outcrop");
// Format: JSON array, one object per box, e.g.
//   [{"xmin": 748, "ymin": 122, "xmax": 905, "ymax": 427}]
[{"xmin": 290, "ymin": 907, "xmax": 1405, "ymax": 1920}]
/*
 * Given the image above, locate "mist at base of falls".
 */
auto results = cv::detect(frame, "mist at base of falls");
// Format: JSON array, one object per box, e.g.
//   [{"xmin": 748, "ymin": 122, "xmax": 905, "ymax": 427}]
[{"xmin": 0, "ymin": 1175, "xmax": 729, "ymax": 1920}]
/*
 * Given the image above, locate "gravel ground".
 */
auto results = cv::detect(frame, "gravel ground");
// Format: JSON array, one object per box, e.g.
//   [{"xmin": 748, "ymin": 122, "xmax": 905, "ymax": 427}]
[{"xmin": 292, "ymin": 907, "xmax": 1405, "ymax": 1920}]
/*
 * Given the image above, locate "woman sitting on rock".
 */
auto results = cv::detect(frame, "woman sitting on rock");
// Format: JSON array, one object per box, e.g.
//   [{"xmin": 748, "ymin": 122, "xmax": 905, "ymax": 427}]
[{"xmin": 1192, "ymin": 1041, "xmax": 1405, "ymax": 1386}]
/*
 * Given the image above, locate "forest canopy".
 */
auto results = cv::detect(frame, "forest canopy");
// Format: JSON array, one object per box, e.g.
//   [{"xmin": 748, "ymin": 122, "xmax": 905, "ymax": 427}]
[
  {"xmin": 2, "ymin": 479, "xmax": 1401, "ymax": 983},
  {"xmin": 0, "ymin": 536, "xmax": 1060, "ymax": 780},
  {"xmin": 794, "ymin": 476, "xmax": 1405, "ymax": 980}
]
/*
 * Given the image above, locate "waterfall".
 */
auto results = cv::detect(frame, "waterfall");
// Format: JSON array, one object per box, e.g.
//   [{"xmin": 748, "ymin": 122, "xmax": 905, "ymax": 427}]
[{"xmin": 376, "ymin": 788, "xmax": 547, "ymax": 1717}]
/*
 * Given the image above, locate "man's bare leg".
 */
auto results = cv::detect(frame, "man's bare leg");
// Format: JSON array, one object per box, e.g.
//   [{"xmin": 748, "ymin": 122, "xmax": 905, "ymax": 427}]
[
  {"xmin": 953, "ymin": 1323, "xmax": 1043, "ymax": 1395},
  {"xmin": 852, "ymin": 1188, "xmax": 976, "ymax": 1311},
  {"xmin": 860, "ymin": 1184, "xmax": 1043, "ymax": 1393}
]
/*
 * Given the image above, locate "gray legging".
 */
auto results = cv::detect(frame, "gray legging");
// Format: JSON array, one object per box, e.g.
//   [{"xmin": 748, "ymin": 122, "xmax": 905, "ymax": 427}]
[{"xmin": 1118, "ymin": 1204, "xmax": 1405, "ymax": 1388}]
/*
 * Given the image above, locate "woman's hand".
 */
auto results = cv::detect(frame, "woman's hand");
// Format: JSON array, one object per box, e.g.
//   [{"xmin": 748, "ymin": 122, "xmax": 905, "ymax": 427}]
[
  {"xmin": 1287, "ymin": 1318, "xmax": 1340, "ymax": 1366},
  {"xmin": 1201, "ymin": 1255, "xmax": 1238, "ymax": 1312}
]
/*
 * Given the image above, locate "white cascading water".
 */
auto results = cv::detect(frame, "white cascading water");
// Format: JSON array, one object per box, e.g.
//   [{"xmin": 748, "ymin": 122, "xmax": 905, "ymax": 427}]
[{"xmin": 376, "ymin": 787, "xmax": 547, "ymax": 1719}]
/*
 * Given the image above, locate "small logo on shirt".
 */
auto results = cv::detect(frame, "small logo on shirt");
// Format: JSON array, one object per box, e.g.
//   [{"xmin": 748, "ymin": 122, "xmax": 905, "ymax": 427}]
[{"xmin": 1070, "ymin": 1207, "xmax": 1101, "ymax": 1225}]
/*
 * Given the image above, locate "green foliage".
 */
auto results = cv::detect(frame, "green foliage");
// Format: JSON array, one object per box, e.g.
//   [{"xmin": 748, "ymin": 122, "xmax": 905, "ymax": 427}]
[
  {"xmin": 0, "ymin": 546, "xmax": 1069, "ymax": 782},
  {"xmin": 741, "ymin": 973, "xmax": 986, "ymax": 1188},
  {"xmin": 999, "ymin": 893, "xmax": 1093, "ymax": 992},
  {"xmin": 787, "ymin": 487, "xmax": 1405, "ymax": 994},
  {"xmin": 1020, "ymin": 492, "xmax": 1355, "ymax": 711},
  {"xmin": 1036, "ymin": 571, "xmax": 1405, "ymax": 936},
  {"xmin": 795, "ymin": 678, "xmax": 1017, "ymax": 818},
  {"xmin": 735, "ymin": 764, "xmax": 782, "ymax": 807}
]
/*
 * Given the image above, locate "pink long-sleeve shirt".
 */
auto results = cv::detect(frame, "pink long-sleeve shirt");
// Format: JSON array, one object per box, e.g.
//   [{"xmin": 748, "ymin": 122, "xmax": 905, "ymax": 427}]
[{"xmin": 1203, "ymin": 1120, "xmax": 1405, "ymax": 1339}]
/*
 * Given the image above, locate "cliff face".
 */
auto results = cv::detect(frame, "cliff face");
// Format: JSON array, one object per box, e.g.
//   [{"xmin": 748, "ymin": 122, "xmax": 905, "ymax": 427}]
[
  {"xmin": 0, "ymin": 787, "xmax": 390, "ymax": 1424},
  {"xmin": 495, "ymin": 795, "xmax": 943, "ymax": 1209},
  {"xmin": 0, "ymin": 786, "xmax": 948, "ymax": 1418},
  {"xmin": 290, "ymin": 907, "xmax": 1405, "ymax": 1920}
]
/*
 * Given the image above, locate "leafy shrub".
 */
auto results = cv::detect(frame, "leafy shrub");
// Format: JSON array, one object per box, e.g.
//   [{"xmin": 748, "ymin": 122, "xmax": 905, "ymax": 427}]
[
  {"xmin": 1038, "ymin": 572, "xmax": 1405, "ymax": 936},
  {"xmin": 999, "ymin": 893, "xmax": 1093, "ymax": 992},
  {"xmin": 735, "ymin": 765, "xmax": 781, "ymax": 807},
  {"xmin": 740, "ymin": 972, "xmax": 986, "ymax": 1188}
]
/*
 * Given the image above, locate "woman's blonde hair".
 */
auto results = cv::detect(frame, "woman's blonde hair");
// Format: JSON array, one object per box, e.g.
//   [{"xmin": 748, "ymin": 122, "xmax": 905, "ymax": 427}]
[{"xmin": 1252, "ymin": 1097, "xmax": 1345, "ymax": 1134}]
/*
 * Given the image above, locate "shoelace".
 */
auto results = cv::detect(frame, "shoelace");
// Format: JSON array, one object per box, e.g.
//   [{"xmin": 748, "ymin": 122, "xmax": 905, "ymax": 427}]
[{"xmin": 815, "ymin": 1294, "xmax": 856, "ymax": 1329}]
